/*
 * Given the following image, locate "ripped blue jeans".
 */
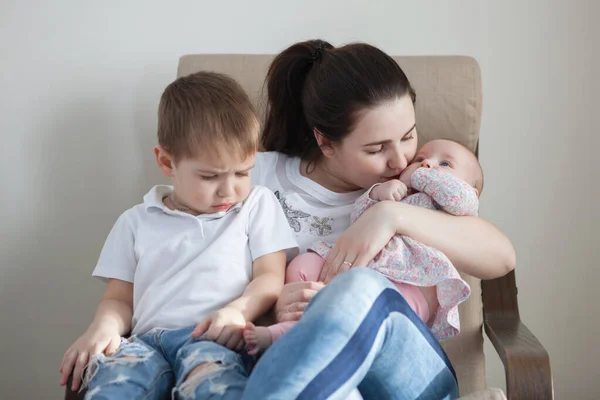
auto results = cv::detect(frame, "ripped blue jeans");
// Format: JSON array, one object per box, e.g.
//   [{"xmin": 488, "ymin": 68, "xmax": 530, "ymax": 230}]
[{"xmin": 83, "ymin": 326, "xmax": 254, "ymax": 400}]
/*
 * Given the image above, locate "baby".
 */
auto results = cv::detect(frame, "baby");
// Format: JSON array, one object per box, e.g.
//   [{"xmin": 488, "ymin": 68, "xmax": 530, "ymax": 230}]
[{"xmin": 244, "ymin": 139, "xmax": 483, "ymax": 354}]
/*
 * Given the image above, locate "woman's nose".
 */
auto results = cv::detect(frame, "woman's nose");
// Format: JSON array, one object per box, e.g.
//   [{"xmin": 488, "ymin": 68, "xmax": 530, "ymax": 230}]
[{"xmin": 388, "ymin": 151, "xmax": 408, "ymax": 171}]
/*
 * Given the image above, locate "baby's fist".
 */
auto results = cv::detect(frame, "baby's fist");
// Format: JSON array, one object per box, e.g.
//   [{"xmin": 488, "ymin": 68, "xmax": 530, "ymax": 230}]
[{"xmin": 370, "ymin": 180, "xmax": 409, "ymax": 202}]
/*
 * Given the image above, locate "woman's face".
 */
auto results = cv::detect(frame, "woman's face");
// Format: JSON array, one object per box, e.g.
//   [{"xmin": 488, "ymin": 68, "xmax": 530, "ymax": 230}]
[{"xmin": 328, "ymin": 95, "xmax": 418, "ymax": 189}]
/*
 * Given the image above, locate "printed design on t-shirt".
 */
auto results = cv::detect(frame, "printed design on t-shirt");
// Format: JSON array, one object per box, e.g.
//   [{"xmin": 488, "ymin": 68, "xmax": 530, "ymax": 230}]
[
  {"xmin": 274, "ymin": 191, "xmax": 310, "ymax": 232},
  {"xmin": 309, "ymin": 217, "xmax": 333, "ymax": 236}
]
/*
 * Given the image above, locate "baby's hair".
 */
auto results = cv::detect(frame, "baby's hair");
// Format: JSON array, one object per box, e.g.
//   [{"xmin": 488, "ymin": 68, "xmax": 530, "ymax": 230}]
[{"xmin": 157, "ymin": 71, "xmax": 259, "ymax": 163}]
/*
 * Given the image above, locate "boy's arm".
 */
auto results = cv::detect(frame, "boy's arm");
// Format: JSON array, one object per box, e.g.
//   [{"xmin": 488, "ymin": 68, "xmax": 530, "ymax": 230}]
[
  {"xmin": 411, "ymin": 167, "xmax": 479, "ymax": 216},
  {"xmin": 60, "ymin": 279, "xmax": 133, "ymax": 391},
  {"xmin": 226, "ymin": 250, "xmax": 287, "ymax": 321},
  {"xmin": 92, "ymin": 279, "xmax": 134, "ymax": 336}
]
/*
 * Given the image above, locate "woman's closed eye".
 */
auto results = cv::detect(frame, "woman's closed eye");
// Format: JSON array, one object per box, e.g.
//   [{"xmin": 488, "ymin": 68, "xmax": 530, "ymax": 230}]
[
  {"xmin": 401, "ymin": 133, "xmax": 415, "ymax": 142},
  {"xmin": 366, "ymin": 146, "xmax": 384, "ymax": 155}
]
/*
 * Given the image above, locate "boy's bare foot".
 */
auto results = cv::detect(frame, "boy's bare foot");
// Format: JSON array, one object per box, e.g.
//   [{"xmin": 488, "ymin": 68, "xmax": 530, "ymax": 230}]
[{"xmin": 243, "ymin": 322, "xmax": 273, "ymax": 355}]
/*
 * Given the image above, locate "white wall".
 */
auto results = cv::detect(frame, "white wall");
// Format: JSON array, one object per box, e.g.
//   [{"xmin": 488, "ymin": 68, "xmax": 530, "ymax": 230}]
[{"xmin": 1, "ymin": 1, "xmax": 598, "ymax": 398}]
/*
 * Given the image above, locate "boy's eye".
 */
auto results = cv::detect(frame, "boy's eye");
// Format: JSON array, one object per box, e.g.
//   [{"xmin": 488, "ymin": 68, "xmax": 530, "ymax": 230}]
[
  {"xmin": 236, "ymin": 172, "xmax": 250, "ymax": 177},
  {"xmin": 200, "ymin": 175, "xmax": 218, "ymax": 180},
  {"xmin": 440, "ymin": 161, "xmax": 451, "ymax": 167}
]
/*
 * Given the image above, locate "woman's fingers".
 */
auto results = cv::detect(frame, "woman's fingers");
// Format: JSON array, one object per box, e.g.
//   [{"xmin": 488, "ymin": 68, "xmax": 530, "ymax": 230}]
[{"xmin": 322, "ymin": 251, "xmax": 345, "ymax": 283}]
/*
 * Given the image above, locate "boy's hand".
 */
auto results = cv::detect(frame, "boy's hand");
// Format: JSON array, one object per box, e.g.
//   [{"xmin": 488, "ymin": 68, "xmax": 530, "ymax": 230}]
[
  {"xmin": 370, "ymin": 180, "xmax": 409, "ymax": 202},
  {"xmin": 191, "ymin": 307, "xmax": 246, "ymax": 351},
  {"xmin": 59, "ymin": 325, "xmax": 121, "ymax": 391}
]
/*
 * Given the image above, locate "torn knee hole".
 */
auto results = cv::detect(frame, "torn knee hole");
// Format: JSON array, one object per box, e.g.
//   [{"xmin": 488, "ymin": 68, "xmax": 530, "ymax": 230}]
[{"xmin": 184, "ymin": 362, "xmax": 223, "ymax": 382}]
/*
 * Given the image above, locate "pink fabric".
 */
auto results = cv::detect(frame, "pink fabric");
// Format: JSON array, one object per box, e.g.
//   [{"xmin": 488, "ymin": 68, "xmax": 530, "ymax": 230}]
[
  {"xmin": 267, "ymin": 252, "xmax": 432, "ymax": 342},
  {"xmin": 311, "ymin": 168, "xmax": 476, "ymax": 340},
  {"xmin": 268, "ymin": 321, "xmax": 296, "ymax": 342}
]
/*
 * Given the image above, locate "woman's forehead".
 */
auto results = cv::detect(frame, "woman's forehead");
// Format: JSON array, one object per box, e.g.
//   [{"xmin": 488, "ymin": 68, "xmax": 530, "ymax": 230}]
[{"xmin": 349, "ymin": 97, "xmax": 416, "ymax": 144}]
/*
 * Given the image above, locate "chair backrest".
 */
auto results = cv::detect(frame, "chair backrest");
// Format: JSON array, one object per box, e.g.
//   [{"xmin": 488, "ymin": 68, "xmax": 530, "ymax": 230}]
[{"xmin": 178, "ymin": 54, "xmax": 486, "ymax": 395}]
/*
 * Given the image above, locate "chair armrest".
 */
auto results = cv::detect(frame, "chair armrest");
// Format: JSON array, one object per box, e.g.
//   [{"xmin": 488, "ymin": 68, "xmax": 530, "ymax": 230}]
[
  {"xmin": 485, "ymin": 315, "xmax": 553, "ymax": 400},
  {"xmin": 482, "ymin": 271, "xmax": 553, "ymax": 399},
  {"xmin": 64, "ymin": 376, "xmax": 85, "ymax": 400}
]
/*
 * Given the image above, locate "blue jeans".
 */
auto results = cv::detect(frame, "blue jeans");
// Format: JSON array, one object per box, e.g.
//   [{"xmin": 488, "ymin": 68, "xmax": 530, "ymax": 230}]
[
  {"xmin": 85, "ymin": 268, "xmax": 458, "ymax": 399},
  {"xmin": 84, "ymin": 326, "xmax": 254, "ymax": 399},
  {"xmin": 242, "ymin": 268, "xmax": 458, "ymax": 400}
]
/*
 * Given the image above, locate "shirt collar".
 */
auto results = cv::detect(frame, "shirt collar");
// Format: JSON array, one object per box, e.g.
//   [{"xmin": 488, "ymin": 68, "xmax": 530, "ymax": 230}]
[{"xmin": 143, "ymin": 185, "xmax": 242, "ymax": 219}]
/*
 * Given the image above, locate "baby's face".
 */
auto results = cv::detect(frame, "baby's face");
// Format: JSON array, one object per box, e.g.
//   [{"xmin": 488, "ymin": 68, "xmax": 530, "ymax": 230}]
[{"xmin": 399, "ymin": 139, "xmax": 481, "ymax": 192}]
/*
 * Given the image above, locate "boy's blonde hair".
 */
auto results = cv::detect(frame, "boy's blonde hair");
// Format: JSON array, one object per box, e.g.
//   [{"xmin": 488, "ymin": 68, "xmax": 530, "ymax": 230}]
[{"xmin": 157, "ymin": 71, "xmax": 259, "ymax": 162}]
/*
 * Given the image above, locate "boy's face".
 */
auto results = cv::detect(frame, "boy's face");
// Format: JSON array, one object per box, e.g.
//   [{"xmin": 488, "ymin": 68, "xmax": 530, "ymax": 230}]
[
  {"xmin": 155, "ymin": 145, "xmax": 255, "ymax": 214},
  {"xmin": 399, "ymin": 139, "xmax": 480, "ymax": 192}
]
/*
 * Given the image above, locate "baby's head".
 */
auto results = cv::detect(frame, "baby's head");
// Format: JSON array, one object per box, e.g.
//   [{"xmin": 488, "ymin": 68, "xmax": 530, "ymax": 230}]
[
  {"xmin": 154, "ymin": 71, "xmax": 259, "ymax": 213},
  {"xmin": 400, "ymin": 139, "xmax": 484, "ymax": 195}
]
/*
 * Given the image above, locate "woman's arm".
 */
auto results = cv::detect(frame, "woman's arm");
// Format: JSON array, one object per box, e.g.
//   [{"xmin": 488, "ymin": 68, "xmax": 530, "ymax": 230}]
[{"xmin": 381, "ymin": 201, "xmax": 515, "ymax": 279}]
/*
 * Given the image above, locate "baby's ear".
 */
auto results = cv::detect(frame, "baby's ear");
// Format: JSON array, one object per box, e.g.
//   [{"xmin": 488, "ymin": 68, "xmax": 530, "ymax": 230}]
[
  {"xmin": 473, "ymin": 187, "xmax": 480, "ymax": 197},
  {"xmin": 154, "ymin": 145, "xmax": 174, "ymax": 177}
]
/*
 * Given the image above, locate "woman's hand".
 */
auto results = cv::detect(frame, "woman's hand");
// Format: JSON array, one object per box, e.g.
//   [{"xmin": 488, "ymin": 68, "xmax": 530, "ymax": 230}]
[
  {"xmin": 275, "ymin": 281, "xmax": 326, "ymax": 322},
  {"xmin": 319, "ymin": 202, "xmax": 396, "ymax": 283},
  {"xmin": 59, "ymin": 324, "xmax": 121, "ymax": 391}
]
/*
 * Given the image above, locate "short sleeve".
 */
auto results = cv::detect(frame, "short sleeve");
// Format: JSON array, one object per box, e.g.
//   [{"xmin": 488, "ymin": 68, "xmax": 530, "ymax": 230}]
[
  {"xmin": 92, "ymin": 212, "xmax": 137, "ymax": 282},
  {"xmin": 247, "ymin": 187, "xmax": 298, "ymax": 261},
  {"xmin": 251, "ymin": 152, "xmax": 280, "ymax": 188}
]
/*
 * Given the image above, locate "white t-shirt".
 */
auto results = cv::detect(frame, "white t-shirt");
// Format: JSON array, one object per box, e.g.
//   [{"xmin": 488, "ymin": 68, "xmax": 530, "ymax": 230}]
[
  {"xmin": 93, "ymin": 185, "xmax": 297, "ymax": 336},
  {"xmin": 251, "ymin": 152, "xmax": 366, "ymax": 253},
  {"xmin": 252, "ymin": 152, "xmax": 367, "ymax": 400}
]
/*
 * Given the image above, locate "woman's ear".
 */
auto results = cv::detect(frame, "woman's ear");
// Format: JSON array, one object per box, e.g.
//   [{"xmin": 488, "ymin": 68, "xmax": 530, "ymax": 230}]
[
  {"xmin": 154, "ymin": 145, "xmax": 175, "ymax": 177},
  {"xmin": 314, "ymin": 128, "xmax": 335, "ymax": 158}
]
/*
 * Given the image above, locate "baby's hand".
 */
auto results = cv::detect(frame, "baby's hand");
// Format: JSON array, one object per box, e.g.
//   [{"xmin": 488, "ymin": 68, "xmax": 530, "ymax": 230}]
[
  {"xmin": 191, "ymin": 307, "xmax": 246, "ymax": 351},
  {"xmin": 370, "ymin": 180, "xmax": 409, "ymax": 202},
  {"xmin": 59, "ymin": 325, "xmax": 121, "ymax": 391}
]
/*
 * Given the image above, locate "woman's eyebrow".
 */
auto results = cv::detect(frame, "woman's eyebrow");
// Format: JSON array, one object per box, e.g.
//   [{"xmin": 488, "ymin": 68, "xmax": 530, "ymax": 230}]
[{"xmin": 363, "ymin": 124, "xmax": 416, "ymax": 147}]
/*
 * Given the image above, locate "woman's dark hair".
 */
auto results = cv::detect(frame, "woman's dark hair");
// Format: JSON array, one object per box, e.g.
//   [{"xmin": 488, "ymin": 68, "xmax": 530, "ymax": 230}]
[{"xmin": 262, "ymin": 39, "xmax": 416, "ymax": 161}]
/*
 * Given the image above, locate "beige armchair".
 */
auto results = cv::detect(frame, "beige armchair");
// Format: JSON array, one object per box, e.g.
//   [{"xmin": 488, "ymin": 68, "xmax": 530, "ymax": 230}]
[{"xmin": 66, "ymin": 55, "xmax": 552, "ymax": 400}]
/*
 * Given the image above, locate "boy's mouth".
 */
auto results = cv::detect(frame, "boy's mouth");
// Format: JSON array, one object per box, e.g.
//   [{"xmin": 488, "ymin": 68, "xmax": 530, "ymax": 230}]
[{"xmin": 213, "ymin": 203, "xmax": 233, "ymax": 211}]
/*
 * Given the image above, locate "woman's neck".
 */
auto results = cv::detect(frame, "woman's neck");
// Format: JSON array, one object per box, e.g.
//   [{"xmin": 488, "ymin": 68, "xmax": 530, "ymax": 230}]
[{"xmin": 299, "ymin": 158, "xmax": 361, "ymax": 193}]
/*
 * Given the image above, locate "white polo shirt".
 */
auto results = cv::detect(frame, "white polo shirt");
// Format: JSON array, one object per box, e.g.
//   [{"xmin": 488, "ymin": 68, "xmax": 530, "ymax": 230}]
[{"xmin": 93, "ymin": 185, "xmax": 297, "ymax": 336}]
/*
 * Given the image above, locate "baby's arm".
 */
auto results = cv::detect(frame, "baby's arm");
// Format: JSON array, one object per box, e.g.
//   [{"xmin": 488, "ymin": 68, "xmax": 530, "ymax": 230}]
[
  {"xmin": 411, "ymin": 168, "xmax": 479, "ymax": 216},
  {"xmin": 352, "ymin": 181, "xmax": 408, "ymax": 223},
  {"xmin": 59, "ymin": 279, "xmax": 133, "ymax": 391}
]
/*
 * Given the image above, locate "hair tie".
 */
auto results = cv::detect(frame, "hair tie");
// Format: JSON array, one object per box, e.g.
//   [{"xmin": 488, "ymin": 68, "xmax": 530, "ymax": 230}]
[{"xmin": 309, "ymin": 43, "xmax": 326, "ymax": 63}]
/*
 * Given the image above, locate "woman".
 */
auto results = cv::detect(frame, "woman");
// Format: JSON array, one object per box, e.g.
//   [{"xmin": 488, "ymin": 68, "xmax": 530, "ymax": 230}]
[{"xmin": 241, "ymin": 40, "xmax": 515, "ymax": 399}]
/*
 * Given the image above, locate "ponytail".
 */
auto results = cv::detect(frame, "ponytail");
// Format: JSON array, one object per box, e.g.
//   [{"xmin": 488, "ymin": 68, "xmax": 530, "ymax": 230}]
[{"xmin": 262, "ymin": 39, "xmax": 415, "ymax": 162}]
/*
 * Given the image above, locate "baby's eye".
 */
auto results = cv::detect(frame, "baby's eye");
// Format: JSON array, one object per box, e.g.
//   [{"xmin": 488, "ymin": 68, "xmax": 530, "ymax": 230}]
[
  {"xmin": 440, "ymin": 161, "xmax": 451, "ymax": 168},
  {"xmin": 414, "ymin": 157, "xmax": 424, "ymax": 162}
]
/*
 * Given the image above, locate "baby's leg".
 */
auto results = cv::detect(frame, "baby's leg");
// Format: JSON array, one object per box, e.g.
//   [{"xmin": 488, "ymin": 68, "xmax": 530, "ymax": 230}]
[
  {"xmin": 84, "ymin": 337, "xmax": 172, "ymax": 400},
  {"xmin": 390, "ymin": 281, "xmax": 431, "ymax": 324},
  {"xmin": 286, "ymin": 251, "xmax": 325, "ymax": 282},
  {"xmin": 243, "ymin": 252, "xmax": 325, "ymax": 355}
]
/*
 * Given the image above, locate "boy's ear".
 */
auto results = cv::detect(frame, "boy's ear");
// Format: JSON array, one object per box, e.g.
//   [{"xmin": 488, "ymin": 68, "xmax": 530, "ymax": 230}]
[{"xmin": 154, "ymin": 145, "xmax": 175, "ymax": 177}]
